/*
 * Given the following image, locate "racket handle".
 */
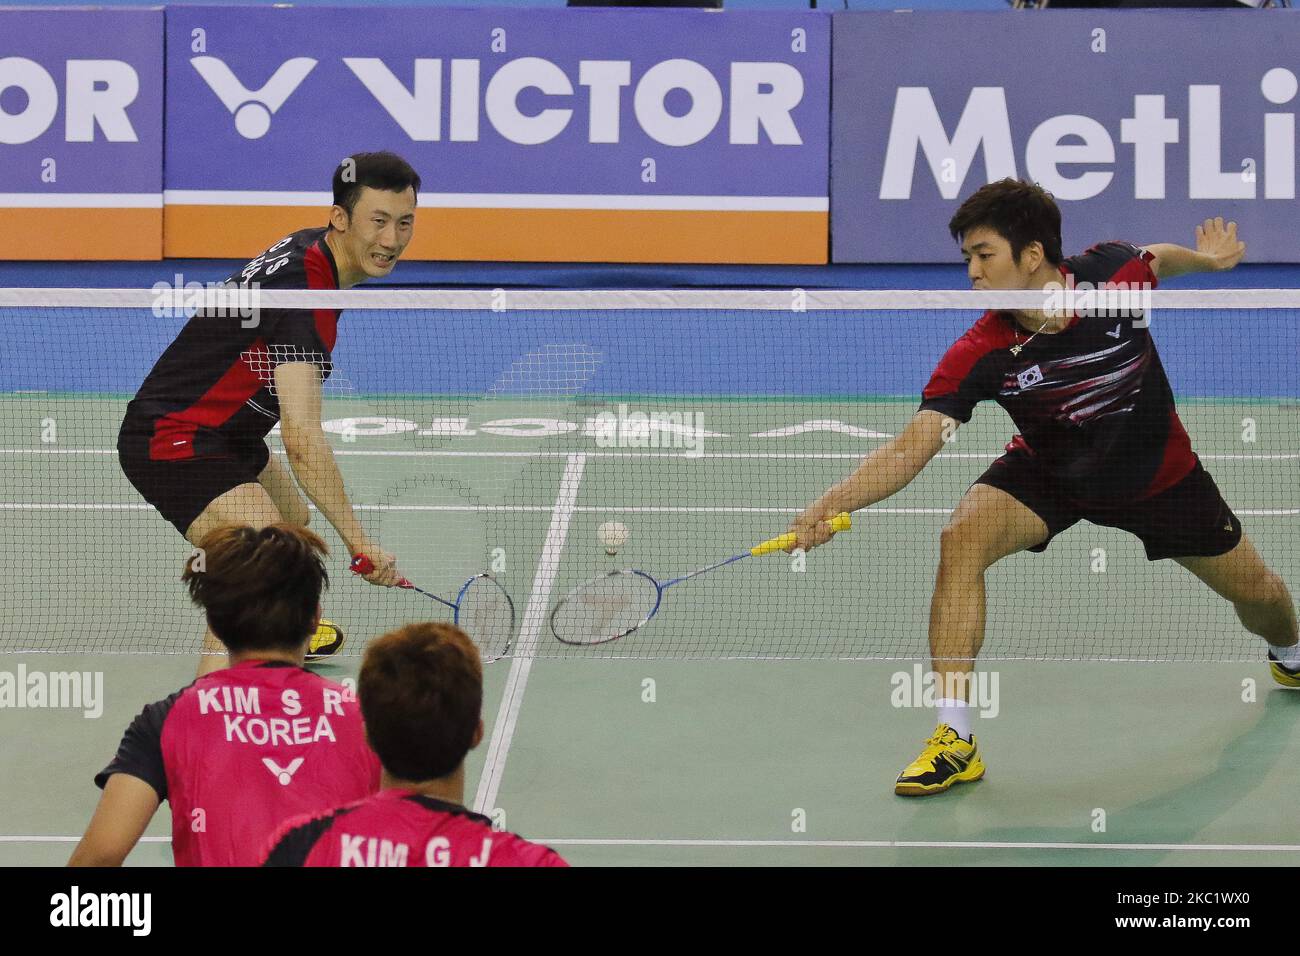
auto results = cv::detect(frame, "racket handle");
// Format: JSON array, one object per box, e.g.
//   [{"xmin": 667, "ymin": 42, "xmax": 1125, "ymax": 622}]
[
  {"xmin": 751, "ymin": 512, "xmax": 851, "ymax": 556},
  {"xmin": 350, "ymin": 554, "xmax": 412, "ymax": 589}
]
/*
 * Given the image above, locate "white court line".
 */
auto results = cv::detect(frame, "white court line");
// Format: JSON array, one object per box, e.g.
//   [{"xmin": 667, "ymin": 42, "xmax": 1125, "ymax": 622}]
[
  {"xmin": 2, "ymin": 835, "xmax": 1295, "ymax": 852},
  {"xmin": 534, "ymin": 838, "xmax": 1300, "ymax": 852},
  {"xmin": 3, "ymin": 503, "xmax": 1297, "ymax": 517},
  {"xmin": 473, "ymin": 453, "xmax": 587, "ymax": 817},
  {"xmin": 2, "ymin": 448, "xmax": 1299, "ymax": 461}
]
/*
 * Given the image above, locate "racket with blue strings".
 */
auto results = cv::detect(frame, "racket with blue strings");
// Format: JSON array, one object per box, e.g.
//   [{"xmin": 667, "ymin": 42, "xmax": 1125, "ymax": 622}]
[
  {"xmin": 549, "ymin": 513, "xmax": 851, "ymax": 647},
  {"xmin": 350, "ymin": 555, "xmax": 516, "ymax": 661}
]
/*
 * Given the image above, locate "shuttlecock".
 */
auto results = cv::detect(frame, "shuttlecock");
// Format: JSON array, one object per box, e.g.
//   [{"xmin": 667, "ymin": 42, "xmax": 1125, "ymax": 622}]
[{"xmin": 598, "ymin": 521, "xmax": 630, "ymax": 556}]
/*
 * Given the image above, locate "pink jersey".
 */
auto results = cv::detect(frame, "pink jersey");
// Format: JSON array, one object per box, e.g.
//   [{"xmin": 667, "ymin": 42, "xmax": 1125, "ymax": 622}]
[
  {"xmin": 262, "ymin": 789, "xmax": 568, "ymax": 867},
  {"xmin": 96, "ymin": 660, "xmax": 381, "ymax": 866}
]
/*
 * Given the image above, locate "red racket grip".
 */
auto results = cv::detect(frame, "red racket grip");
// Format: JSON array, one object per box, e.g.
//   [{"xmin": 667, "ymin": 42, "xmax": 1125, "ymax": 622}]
[{"xmin": 350, "ymin": 554, "xmax": 412, "ymax": 589}]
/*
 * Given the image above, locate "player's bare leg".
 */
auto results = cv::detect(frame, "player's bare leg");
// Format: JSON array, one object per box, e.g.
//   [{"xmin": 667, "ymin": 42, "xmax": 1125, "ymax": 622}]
[
  {"xmin": 896, "ymin": 484, "xmax": 1049, "ymax": 796},
  {"xmin": 897, "ymin": 485, "xmax": 1049, "ymax": 795},
  {"xmin": 185, "ymin": 482, "xmax": 284, "ymax": 677},
  {"xmin": 1177, "ymin": 535, "xmax": 1298, "ymax": 686},
  {"xmin": 929, "ymin": 483, "xmax": 1050, "ymax": 697},
  {"xmin": 256, "ymin": 449, "xmax": 310, "ymax": 527},
  {"xmin": 257, "ymin": 449, "xmax": 351, "ymax": 662}
]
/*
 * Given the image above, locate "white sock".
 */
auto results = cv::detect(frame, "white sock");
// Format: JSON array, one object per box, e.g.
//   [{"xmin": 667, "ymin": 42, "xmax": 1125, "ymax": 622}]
[
  {"xmin": 935, "ymin": 698, "xmax": 973, "ymax": 740},
  {"xmin": 1270, "ymin": 643, "xmax": 1300, "ymax": 669}
]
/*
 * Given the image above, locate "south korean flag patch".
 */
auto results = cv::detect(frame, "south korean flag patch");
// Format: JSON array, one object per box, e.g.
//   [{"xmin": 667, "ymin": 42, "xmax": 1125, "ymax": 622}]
[{"xmin": 1016, "ymin": 364, "xmax": 1044, "ymax": 390}]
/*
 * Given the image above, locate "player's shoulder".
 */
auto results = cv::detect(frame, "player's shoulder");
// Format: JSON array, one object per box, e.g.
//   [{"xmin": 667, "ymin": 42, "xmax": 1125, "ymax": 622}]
[
  {"xmin": 224, "ymin": 227, "xmax": 335, "ymax": 290},
  {"xmin": 403, "ymin": 795, "xmax": 566, "ymax": 866},
  {"xmin": 952, "ymin": 310, "xmax": 1017, "ymax": 356},
  {"xmin": 146, "ymin": 681, "xmax": 196, "ymax": 726},
  {"xmin": 115, "ymin": 684, "xmax": 190, "ymax": 746},
  {"xmin": 262, "ymin": 799, "xmax": 365, "ymax": 867},
  {"xmin": 1065, "ymin": 240, "xmax": 1154, "ymax": 285}
]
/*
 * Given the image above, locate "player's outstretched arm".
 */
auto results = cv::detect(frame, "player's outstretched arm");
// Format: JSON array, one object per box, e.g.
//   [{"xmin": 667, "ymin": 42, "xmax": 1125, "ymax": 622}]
[
  {"xmin": 1145, "ymin": 217, "xmax": 1245, "ymax": 279},
  {"xmin": 274, "ymin": 362, "xmax": 400, "ymax": 586},
  {"xmin": 788, "ymin": 409, "xmax": 951, "ymax": 550},
  {"xmin": 68, "ymin": 775, "xmax": 160, "ymax": 866}
]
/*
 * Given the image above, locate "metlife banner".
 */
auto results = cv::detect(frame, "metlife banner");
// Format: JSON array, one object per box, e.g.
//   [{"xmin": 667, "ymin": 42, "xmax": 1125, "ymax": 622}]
[
  {"xmin": 832, "ymin": 12, "xmax": 1300, "ymax": 263},
  {"xmin": 164, "ymin": 7, "xmax": 830, "ymax": 262},
  {"xmin": 0, "ymin": 8, "xmax": 163, "ymax": 260}
]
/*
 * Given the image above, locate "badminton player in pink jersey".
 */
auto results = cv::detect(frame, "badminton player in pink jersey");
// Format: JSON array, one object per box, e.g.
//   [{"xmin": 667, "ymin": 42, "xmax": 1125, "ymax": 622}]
[
  {"xmin": 69, "ymin": 525, "xmax": 381, "ymax": 866},
  {"xmin": 262, "ymin": 622, "xmax": 566, "ymax": 867}
]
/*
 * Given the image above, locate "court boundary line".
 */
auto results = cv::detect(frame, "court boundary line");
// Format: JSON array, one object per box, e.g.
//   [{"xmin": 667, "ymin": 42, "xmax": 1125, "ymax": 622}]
[
  {"xmin": 3, "ymin": 448, "xmax": 1298, "ymax": 462},
  {"xmin": 3, "ymin": 504, "xmax": 1296, "ymax": 517},
  {"xmin": 3, "ymin": 835, "xmax": 1297, "ymax": 852},
  {"xmin": 472, "ymin": 452, "xmax": 586, "ymax": 816}
]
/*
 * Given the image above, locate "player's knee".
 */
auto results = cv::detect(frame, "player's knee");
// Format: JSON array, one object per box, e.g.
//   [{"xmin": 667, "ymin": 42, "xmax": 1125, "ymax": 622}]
[{"xmin": 939, "ymin": 517, "xmax": 996, "ymax": 570}]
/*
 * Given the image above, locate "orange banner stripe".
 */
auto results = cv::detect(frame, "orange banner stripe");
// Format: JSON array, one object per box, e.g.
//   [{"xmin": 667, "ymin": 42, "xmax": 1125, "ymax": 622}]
[
  {"xmin": 165, "ymin": 206, "xmax": 827, "ymax": 264},
  {"xmin": 0, "ymin": 209, "xmax": 162, "ymax": 260}
]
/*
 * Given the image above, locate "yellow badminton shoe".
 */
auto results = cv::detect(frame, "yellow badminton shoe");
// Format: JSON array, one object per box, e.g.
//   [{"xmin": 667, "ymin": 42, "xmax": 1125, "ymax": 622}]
[
  {"xmin": 1268, "ymin": 651, "xmax": 1300, "ymax": 688},
  {"xmin": 305, "ymin": 620, "xmax": 346, "ymax": 664},
  {"xmin": 895, "ymin": 724, "xmax": 985, "ymax": 797}
]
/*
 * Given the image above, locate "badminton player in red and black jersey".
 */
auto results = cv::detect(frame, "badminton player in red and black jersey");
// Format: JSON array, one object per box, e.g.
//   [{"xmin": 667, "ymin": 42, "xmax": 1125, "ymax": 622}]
[
  {"xmin": 69, "ymin": 525, "xmax": 382, "ymax": 867},
  {"xmin": 791, "ymin": 179, "xmax": 1299, "ymax": 796},
  {"xmin": 118, "ymin": 152, "xmax": 420, "ymax": 674},
  {"xmin": 262, "ymin": 622, "xmax": 566, "ymax": 867}
]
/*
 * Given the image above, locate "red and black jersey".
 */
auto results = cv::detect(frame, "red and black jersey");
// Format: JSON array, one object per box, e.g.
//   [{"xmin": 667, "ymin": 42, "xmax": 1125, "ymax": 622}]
[
  {"xmin": 262, "ymin": 788, "xmax": 569, "ymax": 868},
  {"xmin": 94, "ymin": 660, "xmax": 381, "ymax": 867},
  {"xmin": 122, "ymin": 228, "xmax": 341, "ymax": 461},
  {"xmin": 920, "ymin": 241, "xmax": 1195, "ymax": 502}
]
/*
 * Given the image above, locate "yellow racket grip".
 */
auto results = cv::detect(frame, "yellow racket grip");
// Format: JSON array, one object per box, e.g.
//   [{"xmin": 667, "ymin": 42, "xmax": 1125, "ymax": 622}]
[{"xmin": 750, "ymin": 512, "xmax": 852, "ymax": 556}]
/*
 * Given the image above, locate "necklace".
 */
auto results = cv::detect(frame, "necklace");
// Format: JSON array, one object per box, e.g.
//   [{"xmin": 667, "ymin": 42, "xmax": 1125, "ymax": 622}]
[{"xmin": 1009, "ymin": 316, "xmax": 1051, "ymax": 356}]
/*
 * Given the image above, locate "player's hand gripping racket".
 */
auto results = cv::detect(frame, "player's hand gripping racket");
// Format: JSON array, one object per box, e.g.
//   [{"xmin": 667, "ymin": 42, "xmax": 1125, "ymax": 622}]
[
  {"xmin": 350, "ymin": 555, "xmax": 517, "ymax": 661},
  {"xmin": 549, "ymin": 513, "xmax": 851, "ymax": 647}
]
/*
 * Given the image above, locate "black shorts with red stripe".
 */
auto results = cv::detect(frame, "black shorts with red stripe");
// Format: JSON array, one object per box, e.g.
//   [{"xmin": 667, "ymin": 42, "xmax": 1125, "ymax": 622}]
[
  {"xmin": 975, "ymin": 450, "xmax": 1242, "ymax": 562},
  {"xmin": 118, "ymin": 426, "xmax": 270, "ymax": 536}
]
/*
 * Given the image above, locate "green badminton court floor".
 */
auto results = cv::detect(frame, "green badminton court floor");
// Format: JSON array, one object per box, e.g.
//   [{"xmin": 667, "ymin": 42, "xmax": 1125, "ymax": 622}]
[{"xmin": 2, "ymin": 396, "xmax": 1299, "ymax": 865}]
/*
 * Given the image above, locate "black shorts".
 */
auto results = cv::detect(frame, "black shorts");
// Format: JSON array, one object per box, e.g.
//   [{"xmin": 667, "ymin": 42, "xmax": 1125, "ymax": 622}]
[
  {"xmin": 117, "ymin": 426, "xmax": 270, "ymax": 537},
  {"xmin": 974, "ymin": 452, "xmax": 1242, "ymax": 562}
]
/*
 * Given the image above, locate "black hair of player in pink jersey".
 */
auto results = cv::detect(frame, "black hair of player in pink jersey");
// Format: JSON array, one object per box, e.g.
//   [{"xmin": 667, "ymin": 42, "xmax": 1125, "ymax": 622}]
[
  {"xmin": 359, "ymin": 623, "xmax": 483, "ymax": 781},
  {"xmin": 331, "ymin": 151, "xmax": 422, "ymax": 222},
  {"xmin": 948, "ymin": 178, "xmax": 1063, "ymax": 266},
  {"xmin": 181, "ymin": 524, "xmax": 329, "ymax": 653}
]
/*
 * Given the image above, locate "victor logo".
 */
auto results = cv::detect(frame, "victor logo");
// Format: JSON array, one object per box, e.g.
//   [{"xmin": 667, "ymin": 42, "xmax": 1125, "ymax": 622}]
[
  {"xmin": 190, "ymin": 56, "xmax": 317, "ymax": 139},
  {"xmin": 262, "ymin": 757, "xmax": 304, "ymax": 786},
  {"xmin": 189, "ymin": 54, "xmax": 803, "ymax": 146},
  {"xmin": 0, "ymin": 56, "xmax": 140, "ymax": 145}
]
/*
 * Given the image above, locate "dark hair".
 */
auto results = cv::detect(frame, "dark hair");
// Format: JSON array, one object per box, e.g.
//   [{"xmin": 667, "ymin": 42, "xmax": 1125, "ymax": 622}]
[
  {"xmin": 182, "ymin": 524, "xmax": 329, "ymax": 653},
  {"xmin": 948, "ymin": 178, "xmax": 1063, "ymax": 266},
  {"xmin": 359, "ymin": 623, "xmax": 483, "ymax": 782},
  {"xmin": 331, "ymin": 151, "xmax": 422, "ymax": 220}
]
